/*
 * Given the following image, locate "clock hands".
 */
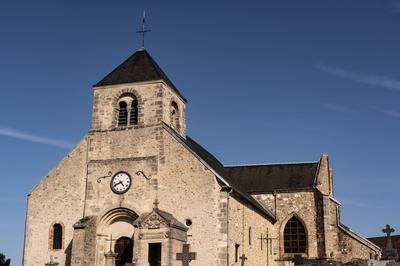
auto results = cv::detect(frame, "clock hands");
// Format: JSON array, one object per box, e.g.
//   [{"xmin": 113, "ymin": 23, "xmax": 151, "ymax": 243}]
[{"xmin": 110, "ymin": 172, "xmax": 131, "ymax": 194}]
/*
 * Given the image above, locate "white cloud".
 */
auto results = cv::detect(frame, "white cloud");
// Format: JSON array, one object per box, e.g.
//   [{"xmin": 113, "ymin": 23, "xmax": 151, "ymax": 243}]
[
  {"xmin": 320, "ymin": 103, "xmax": 358, "ymax": 114},
  {"xmin": 0, "ymin": 126, "xmax": 74, "ymax": 149},
  {"xmin": 371, "ymin": 106, "xmax": 400, "ymax": 119},
  {"xmin": 341, "ymin": 198, "xmax": 374, "ymax": 208},
  {"xmin": 316, "ymin": 64, "xmax": 400, "ymax": 91}
]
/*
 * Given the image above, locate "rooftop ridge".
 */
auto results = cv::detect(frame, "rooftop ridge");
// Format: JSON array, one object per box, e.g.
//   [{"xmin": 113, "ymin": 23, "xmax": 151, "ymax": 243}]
[{"xmin": 224, "ymin": 161, "xmax": 319, "ymax": 167}]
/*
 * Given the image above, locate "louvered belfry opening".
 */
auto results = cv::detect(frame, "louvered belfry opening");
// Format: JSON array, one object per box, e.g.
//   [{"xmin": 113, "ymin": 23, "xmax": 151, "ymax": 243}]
[
  {"xmin": 53, "ymin": 224, "xmax": 63, "ymax": 250},
  {"xmin": 130, "ymin": 97, "xmax": 138, "ymax": 125},
  {"xmin": 118, "ymin": 101, "xmax": 128, "ymax": 127},
  {"xmin": 284, "ymin": 216, "xmax": 307, "ymax": 253}
]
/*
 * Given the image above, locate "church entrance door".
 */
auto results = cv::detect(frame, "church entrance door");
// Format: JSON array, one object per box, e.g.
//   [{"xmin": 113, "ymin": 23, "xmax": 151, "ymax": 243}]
[{"xmin": 115, "ymin": 237, "xmax": 133, "ymax": 266}]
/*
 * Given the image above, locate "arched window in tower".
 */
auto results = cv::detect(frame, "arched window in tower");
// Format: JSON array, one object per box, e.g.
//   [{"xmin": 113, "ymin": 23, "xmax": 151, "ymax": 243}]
[
  {"xmin": 52, "ymin": 223, "xmax": 63, "ymax": 250},
  {"xmin": 284, "ymin": 216, "xmax": 307, "ymax": 254},
  {"xmin": 130, "ymin": 96, "xmax": 138, "ymax": 125},
  {"xmin": 118, "ymin": 101, "xmax": 128, "ymax": 127},
  {"xmin": 170, "ymin": 101, "xmax": 180, "ymax": 130}
]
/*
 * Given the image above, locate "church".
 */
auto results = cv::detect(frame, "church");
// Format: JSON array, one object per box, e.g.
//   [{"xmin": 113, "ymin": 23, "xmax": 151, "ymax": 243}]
[{"xmin": 23, "ymin": 44, "xmax": 381, "ymax": 265}]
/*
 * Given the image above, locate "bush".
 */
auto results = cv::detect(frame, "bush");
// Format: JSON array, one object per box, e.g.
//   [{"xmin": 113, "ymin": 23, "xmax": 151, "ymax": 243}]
[{"xmin": 0, "ymin": 253, "xmax": 11, "ymax": 266}]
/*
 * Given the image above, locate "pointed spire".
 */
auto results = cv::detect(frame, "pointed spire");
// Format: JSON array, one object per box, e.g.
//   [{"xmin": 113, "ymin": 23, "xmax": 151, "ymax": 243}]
[{"xmin": 94, "ymin": 49, "xmax": 187, "ymax": 102}]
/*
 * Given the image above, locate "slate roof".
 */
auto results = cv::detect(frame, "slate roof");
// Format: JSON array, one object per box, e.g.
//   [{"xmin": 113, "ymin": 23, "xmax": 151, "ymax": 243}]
[
  {"xmin": 95, "ymin": 48, "xmax": 186, "ymax": 102},
  {"xmin": 224, "ymin": 162, "xmax": 319, "ymax": 193},
  {"xmin": 368, "ymin": 235, "xmax": 400, "ymax": 257}
]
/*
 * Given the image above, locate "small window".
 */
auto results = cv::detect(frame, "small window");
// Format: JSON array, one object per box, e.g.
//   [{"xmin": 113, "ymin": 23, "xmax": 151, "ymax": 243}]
[
  {"xmin": 170, "ymin": 101, "xmax": 180, "ymax": 130},
  {"xmin": 235, "ymin": 243, "xmax": 240, "ymax": 262},
  {"xmin": 118, "ymin": 101, "xmax": 128, "ymax": 127},
  {"xmin": 284, "ymin": 216, "xmax": 307, "ymax": 254},
  {"xmin": 52, "ymin": 223, "xmax": 63, "ymax": 250},
  {"xmin": 249, "ymin": 226, "xmax": 252, "ymax": 245}
]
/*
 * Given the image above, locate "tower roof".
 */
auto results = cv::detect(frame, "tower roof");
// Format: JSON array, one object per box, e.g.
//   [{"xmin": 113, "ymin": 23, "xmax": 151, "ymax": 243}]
[{"xmin": 95, "ymin": 48, "xmax": 186, "ymax": 102}]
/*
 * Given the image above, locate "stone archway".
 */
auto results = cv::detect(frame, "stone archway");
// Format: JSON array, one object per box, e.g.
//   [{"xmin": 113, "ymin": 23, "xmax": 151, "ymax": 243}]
[{"xmin": 96, "ymin": 208, "xmax": 139, "ymax": 266}]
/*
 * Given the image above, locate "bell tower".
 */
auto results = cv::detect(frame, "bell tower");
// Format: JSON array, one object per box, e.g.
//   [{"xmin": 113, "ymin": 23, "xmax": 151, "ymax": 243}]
[{"xmin": 90, "ymin": 47, "xmax": 187, "ymax": 138}]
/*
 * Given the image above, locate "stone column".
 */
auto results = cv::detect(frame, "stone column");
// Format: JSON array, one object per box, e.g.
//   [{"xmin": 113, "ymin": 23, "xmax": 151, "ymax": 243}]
[{"xmin": 105, "ymin": 251, "xmax": 117, "ymax": 266}]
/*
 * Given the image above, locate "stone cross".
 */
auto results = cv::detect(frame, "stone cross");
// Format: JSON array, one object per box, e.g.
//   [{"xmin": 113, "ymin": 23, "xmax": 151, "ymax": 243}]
[
  {"xmin": 258, "ymin": 234, "xmax": 268, "ymax": 250},
  {"xmin": 239, "ymin": 254, "xmax": 248, "ymax": 266},
  {"xmin": 176, "ymin": 244, "xmax": 196, "ymax": 266},
  {"xmin": 382, "ymin": 224, "xmax": 395, "ymax": 250}
]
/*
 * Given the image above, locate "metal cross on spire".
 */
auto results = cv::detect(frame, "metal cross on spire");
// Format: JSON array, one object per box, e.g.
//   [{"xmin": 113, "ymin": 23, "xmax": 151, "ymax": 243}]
[{"xmin": 136, "ymin": 10, "xmax": 151, "ymax": 48}]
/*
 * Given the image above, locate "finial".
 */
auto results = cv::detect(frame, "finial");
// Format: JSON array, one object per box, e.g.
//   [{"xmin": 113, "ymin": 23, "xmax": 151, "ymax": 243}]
[{"xmin": 136, "ymin": 10, "xmax": 151, "ymax": 48}]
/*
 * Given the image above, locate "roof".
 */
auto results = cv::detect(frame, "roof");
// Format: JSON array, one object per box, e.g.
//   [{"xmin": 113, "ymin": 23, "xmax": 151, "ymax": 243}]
[
  {"xmin": 339, "ymin": 223, "xmax": 382, "ymax": 252},
  {"xmin": 95, "ymin": 48, "xmax": 186, "ymax": 102},
  {"xmin": 161, "ymin": 123, "xmax": 276, "ymax": 222},
  {"xmin": 224, "ymin": 162, "xmax": 319, "ymax": 193},
  {"xmin": 368, "ymin": 234, "xmax": 400, "ymax": 256}
]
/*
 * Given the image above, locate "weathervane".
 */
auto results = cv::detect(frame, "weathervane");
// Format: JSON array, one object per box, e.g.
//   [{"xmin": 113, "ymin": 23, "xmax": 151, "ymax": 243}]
[{"xmin": 136, "ymin": 10, "xmax": 151, "ymax": 47}]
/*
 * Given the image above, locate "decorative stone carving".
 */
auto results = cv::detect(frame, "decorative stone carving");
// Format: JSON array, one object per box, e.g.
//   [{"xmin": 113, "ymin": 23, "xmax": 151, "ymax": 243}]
[{"xmin": 142, "ymin": 213, "xmax": 168, "ymax": 229}]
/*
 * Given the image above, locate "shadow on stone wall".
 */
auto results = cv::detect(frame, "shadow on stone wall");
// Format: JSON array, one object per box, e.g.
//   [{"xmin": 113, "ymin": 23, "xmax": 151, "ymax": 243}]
[{"xmin": 64, "ymin": 240, "xmax": 72, "ymax": 266}]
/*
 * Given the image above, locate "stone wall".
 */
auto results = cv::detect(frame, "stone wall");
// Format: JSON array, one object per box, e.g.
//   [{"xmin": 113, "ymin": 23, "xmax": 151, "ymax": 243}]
[
  {"xmin": 254, "ymin": 190, "xmax": 325, "ymax": 260},
  {"xmin": 159, "ymin": 128, "xmax": 225, "ymax": 265},
  {"xmin": 338, "ymin": 228, "xmax": 378, "ymax": 263},
  {"xmin": 227, "ymin": 195, "xmax": 274, "ymax": 266},
  {"xmin": 71, "ymin": 216, "xmax": 97, "ymax": 266},
  {"xmin": 23, "ymin": 139, "xmax": 88, "ymax": 266}
]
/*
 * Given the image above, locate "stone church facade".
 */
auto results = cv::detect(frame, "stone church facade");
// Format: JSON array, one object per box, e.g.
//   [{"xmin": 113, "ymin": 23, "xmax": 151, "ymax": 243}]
[{"xmin": 23, "ymin": 47, "xmax": 381, "ymax": 266}]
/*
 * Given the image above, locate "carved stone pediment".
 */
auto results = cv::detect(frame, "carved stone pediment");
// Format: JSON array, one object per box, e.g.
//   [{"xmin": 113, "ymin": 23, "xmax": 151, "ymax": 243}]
[
  {"xmin": 142, "ymin": 212, "xmax": 168, "ymax": 229},
  {"xmin": 134, "ymin": 207, "xmax": 188, "ymax": 232}
]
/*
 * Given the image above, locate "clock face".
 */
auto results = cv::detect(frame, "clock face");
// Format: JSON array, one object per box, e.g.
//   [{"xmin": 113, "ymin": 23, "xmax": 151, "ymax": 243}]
[{"xmin": 110, "ymin": 172, "xmax": 132, "ymax": 194}]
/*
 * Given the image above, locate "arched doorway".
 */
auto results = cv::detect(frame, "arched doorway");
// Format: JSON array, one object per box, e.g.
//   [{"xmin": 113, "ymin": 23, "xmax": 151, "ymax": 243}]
[{"xmin": 115, "ymin": 237, "xmax": 133, "ymax": 266}]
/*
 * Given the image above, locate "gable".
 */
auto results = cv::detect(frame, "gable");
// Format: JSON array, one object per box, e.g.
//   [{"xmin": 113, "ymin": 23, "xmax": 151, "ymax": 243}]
[{"xmin": 162, "ymin": 123, "xmax": 276, "ymax": 222}]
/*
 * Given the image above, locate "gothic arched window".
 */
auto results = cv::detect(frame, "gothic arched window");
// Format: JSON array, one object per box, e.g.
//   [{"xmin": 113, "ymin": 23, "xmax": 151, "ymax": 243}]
[
  {"xmin": 52, "ymin": 223, "xmax": 63, "ymax": 250},
  {"xmin": 130, "ymin": 97, "xmax": 138, "ymax": 125},
  {"xmin": 284, "ymin": 216, "xmax": 307, "ymax": 253},
  {"xmin": 118, "ymin": 101, "xmax": 128, "ymax": 127},
  {"xmin": 170, "ymin": 101, "xmax": 180, "ymax": 130}
]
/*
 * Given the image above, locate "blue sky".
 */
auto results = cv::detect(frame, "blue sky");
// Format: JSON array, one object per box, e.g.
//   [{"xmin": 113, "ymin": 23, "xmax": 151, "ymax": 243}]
[{"xmin": 1, "ymin": 0, "xmax": 399, "ymax": 263}]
